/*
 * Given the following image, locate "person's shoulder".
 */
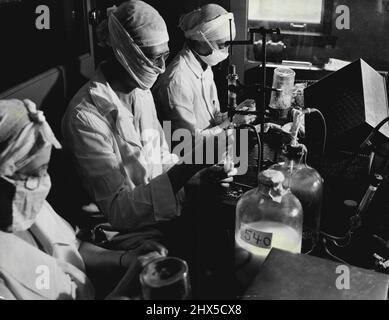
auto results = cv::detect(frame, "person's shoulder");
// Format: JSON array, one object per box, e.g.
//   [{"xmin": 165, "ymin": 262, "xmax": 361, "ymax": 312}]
[
  {"xmin": 160, "ymin": 51, "xmax": 192, "ymax": 87},
  {"xmin": 63, "ymin": 83, "xmax": 106, "ymax": 132},
  {"xmin": 39, "ymin": 202, "xmax": 77, "ymax": 237},
  {"xmin": 40, "ymin": 201, "xmax": 59, "ymax": 216},
  {"xmin": 66, "ymin": 82, "xmax": 96, "ymax": 117}
]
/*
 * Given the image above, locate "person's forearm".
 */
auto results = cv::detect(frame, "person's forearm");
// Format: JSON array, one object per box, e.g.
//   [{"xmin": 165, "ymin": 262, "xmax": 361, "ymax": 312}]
[
  {"xmin": 200, "ymin": 120, "xmax": 231, "ymax": 138},
  {"xmin": 167, "ymin": 163, "xmax": 209, "ymax": 193},
  {"xmin": 96, "ymin": 172, "xmax": 181, "ymax": 230},
  {"xmin": 79, "ymin": 241, "xmax": 124, "ymax": 269}
]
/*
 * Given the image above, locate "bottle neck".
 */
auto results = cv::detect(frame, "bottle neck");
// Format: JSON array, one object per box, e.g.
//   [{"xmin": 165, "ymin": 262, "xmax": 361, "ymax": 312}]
[
  {"xmin": 283, "ymin": 146, "xmax": 307, "ymax": 168},
  {"xmin": 258, "ymin": 184, "xmax": 271, "ymax": 195},
  {"xmin": 284, "ymin": 157, "xmax": 304, "ymax": 167},
  {"xmin": 258, "ymin": 183, "xmax": 285, "ymax": 200}
]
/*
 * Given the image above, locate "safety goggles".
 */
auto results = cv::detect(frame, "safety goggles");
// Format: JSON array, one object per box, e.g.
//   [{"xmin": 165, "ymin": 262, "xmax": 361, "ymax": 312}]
[
  {"xmin": 144, "ymin": 51, "xmax": 170, "ymax": 69},
  {"xmin": 199, "ymin": 31, "xmax": 229, "ymax": 52}
]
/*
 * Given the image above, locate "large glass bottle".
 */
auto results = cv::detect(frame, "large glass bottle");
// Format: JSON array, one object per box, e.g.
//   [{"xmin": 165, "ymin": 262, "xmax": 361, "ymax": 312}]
[
  {"xmin": 235, "ymin": 170, "xmax": 303, "ymax": 261},
  {"xmin": 270, "ymin": 143, "xmax": 324, "ymax": 253}
]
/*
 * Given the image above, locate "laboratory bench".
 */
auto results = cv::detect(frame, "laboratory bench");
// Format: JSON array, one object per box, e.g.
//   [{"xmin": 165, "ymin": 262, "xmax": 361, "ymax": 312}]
[{"xmin": 183, "ymin": 131, "xmax": 389, "ymax": 300}]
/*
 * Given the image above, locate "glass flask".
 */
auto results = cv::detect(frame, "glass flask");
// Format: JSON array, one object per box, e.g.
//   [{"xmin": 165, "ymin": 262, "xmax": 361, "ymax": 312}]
[
  {"xmin": 235, "ymin": 170, "xmax": 303, "ymax": 261},
  {"xmin": 270, "ymin": 143, "xmax": 324, "ymax": 253},
  {"xmin": 140, "ymin": 257, "xmax": 191, "ymax": 300}
]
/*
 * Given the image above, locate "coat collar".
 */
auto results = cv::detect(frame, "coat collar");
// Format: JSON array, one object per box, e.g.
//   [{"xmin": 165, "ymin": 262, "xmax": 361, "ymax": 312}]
[
  {"xmin": 181, "ymin": 46, "xmax": 210, "ymax": 80},
  {"xmin": 87, "ymin": 66, "xmax": 144, "ymax": 150},
  {"xmin": 88, "ymin": 67, "xmax": 126, "ymax": 118}
]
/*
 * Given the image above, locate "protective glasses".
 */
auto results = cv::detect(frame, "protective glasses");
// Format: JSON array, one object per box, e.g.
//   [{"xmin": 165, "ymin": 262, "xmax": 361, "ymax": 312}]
[
  {"xmin": 200, "ymin": 31, "xmax": 229, "ymax": 52},
  {"xmin": 144, "ymin": 51, "xmax": 170, "ymax": 68}
]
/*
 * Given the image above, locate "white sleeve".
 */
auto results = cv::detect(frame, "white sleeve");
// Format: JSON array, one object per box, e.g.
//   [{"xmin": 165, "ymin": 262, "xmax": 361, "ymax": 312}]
[{"xmin": 65, "ymin": 109, "xmax": 179, "ymax": 230}]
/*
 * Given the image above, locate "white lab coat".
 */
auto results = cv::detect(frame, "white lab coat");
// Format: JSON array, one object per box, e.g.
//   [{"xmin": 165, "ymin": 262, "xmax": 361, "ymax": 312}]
[
  {"xmin": 62, "ymin": 67, "xmax": 182, "ymax": 231},
  {"xmin": 153, "ymin": 46, "xmax": 229, "ymax": 138},
  {"xmin": 0, "ymin": 201, "xmax": 90, "ymax": 300}
]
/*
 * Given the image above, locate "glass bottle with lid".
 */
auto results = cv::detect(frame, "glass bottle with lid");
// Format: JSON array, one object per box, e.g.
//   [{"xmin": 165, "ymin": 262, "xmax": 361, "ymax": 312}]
[
  {"xmin": 235, "ymin": 170, "xmax": 303, "ymax": 261},
  {"xmin": 270, "ymin": 143, "xmax": 324, "ymax": 253}
]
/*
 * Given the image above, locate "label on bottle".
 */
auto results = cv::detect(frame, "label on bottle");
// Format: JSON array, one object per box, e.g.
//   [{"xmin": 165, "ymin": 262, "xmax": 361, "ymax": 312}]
[{"xmin": 240, "ymin": 224, "xmax": 273, "ymax": 249}]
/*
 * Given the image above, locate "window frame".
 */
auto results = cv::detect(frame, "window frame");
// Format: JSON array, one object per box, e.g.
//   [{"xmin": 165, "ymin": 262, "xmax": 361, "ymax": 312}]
[{"xmin": 248, "ymin": 0, "xmax": 334, "ymax": 35}]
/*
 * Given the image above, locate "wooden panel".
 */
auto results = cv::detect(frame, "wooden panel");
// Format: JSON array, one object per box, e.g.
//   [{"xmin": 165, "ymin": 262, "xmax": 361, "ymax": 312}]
[{"xmin": 0, "ymin": 67, "xmax": 65, "ymax": 110}]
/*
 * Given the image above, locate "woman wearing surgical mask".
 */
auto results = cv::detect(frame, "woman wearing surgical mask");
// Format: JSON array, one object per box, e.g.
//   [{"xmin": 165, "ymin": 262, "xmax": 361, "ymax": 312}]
[
  {"xmin": 62, "ymin": 0, "xmax": 233, "ymax": 243},
  {"xmin": 0, "ymin": 99, "xmax": 167, "ymax": 300},
  {"xmin": 153, "ymin": 4, "xmax": 256, "ymax": 139}
]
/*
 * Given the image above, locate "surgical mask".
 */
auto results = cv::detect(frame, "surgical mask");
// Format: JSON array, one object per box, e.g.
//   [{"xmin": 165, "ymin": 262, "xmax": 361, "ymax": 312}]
[
  {"xmin": 109, "ymin": 13, "xmax": 165, "ymax": 90},
  {"xmin": 113, "ymin": 49, "xmax": 162, "ymax": 90},
  {"xmin": 2, "ymin": 173, "xmax": 51, "ymax": 232},
  {"xmin": 198, "ymin": 31, "xmax": 229, "ymax": 67},
  {"xmin": 198, "ymin": 47, "xmax": 229, "ymax": 67}
]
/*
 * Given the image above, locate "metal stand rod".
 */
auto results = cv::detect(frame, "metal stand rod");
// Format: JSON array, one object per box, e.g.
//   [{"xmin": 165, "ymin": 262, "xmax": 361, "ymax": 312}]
[
  {"xmin": 368, "ymin": 150, "xmax": 375, "ymax": 176},
  {"xmin": 259, "ymin": 31, "xmax": 267, "ymax": 169},
  {"xmin": 226, "ymin": 27, "xmax": 281, "ymax": 170}
]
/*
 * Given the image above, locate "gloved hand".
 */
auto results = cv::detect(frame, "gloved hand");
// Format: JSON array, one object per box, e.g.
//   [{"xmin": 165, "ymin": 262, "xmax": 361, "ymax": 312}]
[
  {"xmin": 120, "ymin": 240, "xmax": 168, "ymax": 269},
  {"xmin": 167, "ymin": 128, "xmax": 236, "ymax": 194},
  {"xmin": 232, "ymin": 99, "xmax": 257, "ymax": 127},
  {"xmin": 105, "ymin": 241, "xmax": 168, "ymax": 300},
  {"xmin": 197, "ymin": 164, "xmax": 237, "ymax": 188}
]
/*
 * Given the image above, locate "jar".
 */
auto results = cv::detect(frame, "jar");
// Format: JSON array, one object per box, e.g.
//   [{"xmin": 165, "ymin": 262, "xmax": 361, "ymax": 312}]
[
  {"xmin": 235, "ymin": 170, "xmax": 303, "ymax": 260},
  {"xmin": 140, "ymin": 257, "xmax": 191, "ymax": 300},
  {"xmin": 269, "ymin": 67, "xmax": 296, "ymax": 119}
]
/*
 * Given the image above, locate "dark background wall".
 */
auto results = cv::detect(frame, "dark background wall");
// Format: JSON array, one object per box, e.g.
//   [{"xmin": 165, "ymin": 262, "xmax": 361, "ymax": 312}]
[
  {"xmin": 329, "ymin": 0, "xmax": 389, "ymax": 71},
  {"xmin": 0, "ymin": 0, "xmax": 92, "ymax": 94}
]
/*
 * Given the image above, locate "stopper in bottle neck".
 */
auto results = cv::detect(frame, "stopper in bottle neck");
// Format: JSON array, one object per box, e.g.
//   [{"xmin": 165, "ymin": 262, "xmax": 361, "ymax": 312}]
[{"xmin": 258, "ymin": 170, "xmax": 285, "ymax": 188}]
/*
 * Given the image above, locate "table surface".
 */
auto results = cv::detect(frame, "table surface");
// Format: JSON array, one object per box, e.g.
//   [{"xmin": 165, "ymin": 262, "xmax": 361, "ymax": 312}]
[{"xmin": 242, "ymin": 248, "xmax": 389, "ymax": 300}]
